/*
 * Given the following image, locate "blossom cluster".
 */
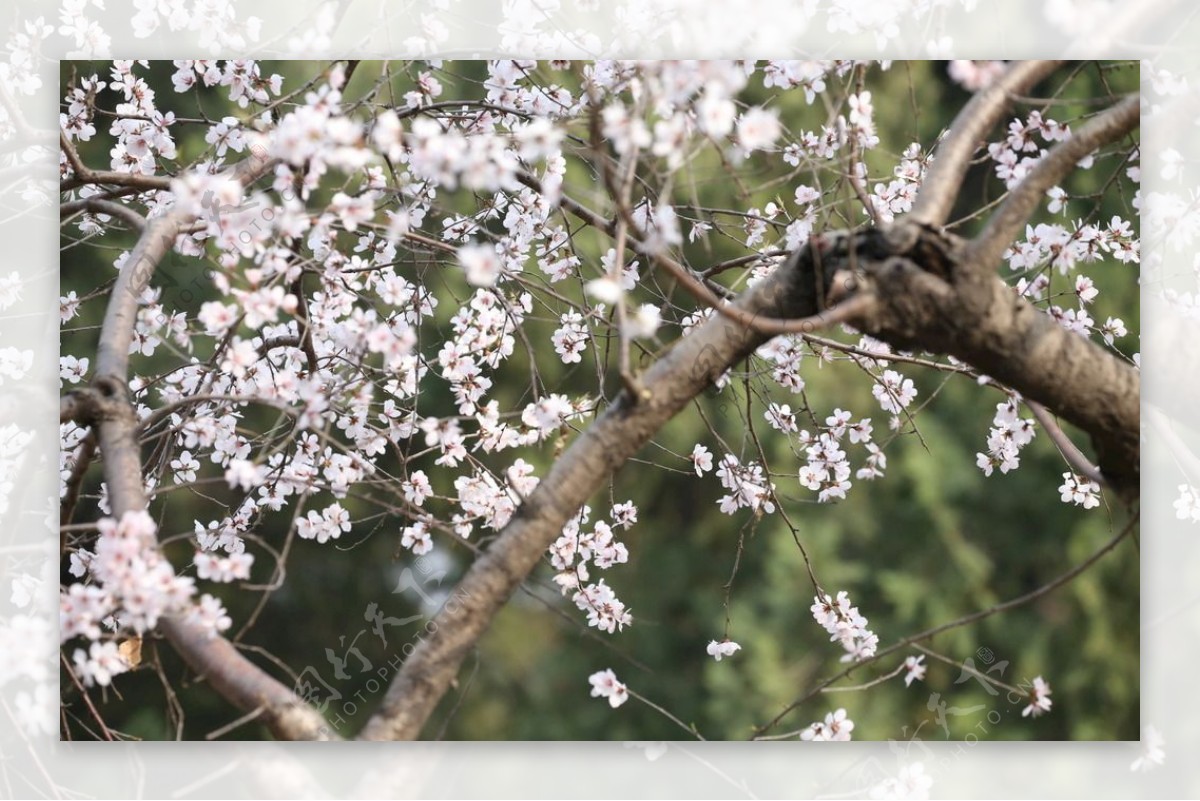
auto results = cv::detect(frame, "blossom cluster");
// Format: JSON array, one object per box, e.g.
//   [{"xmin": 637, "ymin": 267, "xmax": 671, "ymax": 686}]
[
  {"xmin": 549, "ymin": 504, "xmax": 637, "ymax": 634},
  {"xmin": 797, "ymin": 408, "xmax": 883, "ymax": 502},
  {"xmin": 868, "ymin": 142, "xmax": 928, "ymax": 222},
  {"xmin": 1006, "ymin": 215, "xmax": 1139, "ymax": 275},
  {"xmin": 587, "ymin": 668, "xmax": 629, "ymax": 708},
  {"xmin": 715, "ymin": 454, "xmax": 776, "ymax": 515},
  {"xmin": 976, "ymin": 398, "xmax": 1037, "ymax": 477},
  {"xmin": 987, "ymin": 110, "xmax": 1072, "ymax": 191},
  {"xmin": 61, "ymin": 510, "xmax": 236, "ymax": 685},
  {"xmin": 871, "ymin": 369, "xmax": 918, "ymax": 416},
  {"xmin": 811, "ymin": 590, "xmax": 879, "ymax": 663},
  {"xmin": 61, "ymin": 510, "xmax": 197, "ymax": 640},
  {"xmin": 1058, "ymin": 472, "xmax": 1102, "ymax": 510},
  {"xmin": 799, "ymin": 707, "xmax": 855, "ymax": 741}
]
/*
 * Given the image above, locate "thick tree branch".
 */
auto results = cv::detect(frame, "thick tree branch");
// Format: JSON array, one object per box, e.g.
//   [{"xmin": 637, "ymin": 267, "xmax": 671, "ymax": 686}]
[
  {"xmin": 909, "ymin": 60, "xmax": 1064, "ymax": 227},
  {"xmin": 841, "ymin": 224, "xmax": 1139, "ymax": 498},
  {"xmin": 358, "ymin": 241, "xmax": 831, "ymax": 740},
  {"xmin": 60, "ymin": 391, "xmax": 91, "ymax": 424},
  {"xmin": 83, "ymin": 148, "xmax": 336, "ymax": 741},
  {"xmin": 965, "ymin": 93, "xmax": 1139, "ymax": 274}
]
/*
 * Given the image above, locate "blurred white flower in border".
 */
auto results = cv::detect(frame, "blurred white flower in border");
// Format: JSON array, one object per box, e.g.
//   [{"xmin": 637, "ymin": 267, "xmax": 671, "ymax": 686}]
[{"xmin": 1131, "ymin": 725, "xmax": 1165, "ymax": 772}]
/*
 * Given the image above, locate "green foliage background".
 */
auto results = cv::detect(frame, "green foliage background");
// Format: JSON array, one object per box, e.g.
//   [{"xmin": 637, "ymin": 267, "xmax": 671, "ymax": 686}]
[{"xmin": 60, "ymin": 60, "xmax": 1139, "ymax": 742}]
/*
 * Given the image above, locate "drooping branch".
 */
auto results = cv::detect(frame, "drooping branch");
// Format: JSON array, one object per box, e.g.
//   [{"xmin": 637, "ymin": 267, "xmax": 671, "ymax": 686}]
[
  {"xmin": 908, "ymin": 60, "xmax": 1064, "ymax": 227},
  {"xmin": 79, "ymin": 148, "xmax": 338, "ymax": 741},
  {"xmin": 965, "ymin": 93, "xmax": 1139, "ymax": 274}
]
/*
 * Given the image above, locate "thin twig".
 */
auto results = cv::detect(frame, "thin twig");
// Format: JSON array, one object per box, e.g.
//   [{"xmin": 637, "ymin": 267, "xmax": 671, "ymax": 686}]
[
  {"xmin": 1026, "ymin": 398, "xmax": 1106, "ymax": 485},
  {"xmin": 60, "ymin": 651, "xmax": 115, "ymax": 741},
  {"xmin": 753, "ymin": 513, "xmax": 1136, "ymax": 738},
  {"xmin": 204, "ymin": 705, "xmax": 266, "ymax": 740},
  {"xmin": 629, "ymin": 689, "xmax": 706, "ymax": 741},
  {"xmin": 911, "ymin": 644, "xmax": 1022, "ymax": 696},
  {"xmin": 820, "ymin": 662, "xmax": 906, "ymax": 693}
]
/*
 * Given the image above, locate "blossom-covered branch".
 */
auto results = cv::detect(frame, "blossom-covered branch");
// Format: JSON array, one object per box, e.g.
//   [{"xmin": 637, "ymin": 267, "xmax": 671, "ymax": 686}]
[
  {"xmin": 58, "ymin": 59, "xmax": 1139, "ymax": 742},
  {"xmin": 908, "ymin": 60, "xmax": 1064, "ymax": 226}
]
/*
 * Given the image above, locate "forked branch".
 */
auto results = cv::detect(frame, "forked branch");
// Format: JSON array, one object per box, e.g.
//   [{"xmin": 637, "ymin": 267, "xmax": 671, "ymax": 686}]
[
  {"xmin": 75, "ymin": 148, "xmax": 336, "ymax": 741},
  {"xmin": 909, "ymin": 60, "xmax": 1064, "ymax": 227},
  {"xmin": 965, "ymin": 93, "xmax": 1139, "ymax": 274}
]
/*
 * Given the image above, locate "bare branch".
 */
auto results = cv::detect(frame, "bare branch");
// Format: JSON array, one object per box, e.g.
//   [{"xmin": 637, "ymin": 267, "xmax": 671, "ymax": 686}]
[
  {"xmin": 156, "ymin": 618, "xmax": 335, "ymax": 740},
  {"xmin": 1026, "ymin": 399, "xmax": 1106, "ymax": 486},
  {"xmin": 965, "ymin": 93, "xmax": 1139, "ymax": 273},
  {"xmin": 61, "ymin": 197, "xmax": 147, "ymax": 230},
  {"xmin": 908, "ymin": 61, "xmax": 1064, "ymax": 227}
]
